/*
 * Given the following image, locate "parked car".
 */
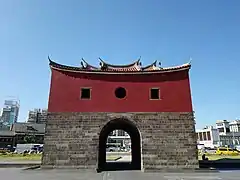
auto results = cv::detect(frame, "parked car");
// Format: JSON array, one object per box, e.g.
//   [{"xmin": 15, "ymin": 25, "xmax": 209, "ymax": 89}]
[
  {"xmin": 120, "ymin": 147, "xmax": 128, "ymax": 152},
  {"xmin": 106, "ymin": 147, "xmax": 118, "ymax": 152},
  {"xmin": 215, "ymin": 147, "xmax": 239, "ymax": 155}
]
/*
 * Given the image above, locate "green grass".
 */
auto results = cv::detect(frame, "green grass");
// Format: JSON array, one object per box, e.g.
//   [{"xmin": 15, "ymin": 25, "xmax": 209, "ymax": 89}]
[
  {"xmin": 106, "ymin": 155, "xmax": 121, "ymax": 161},
  {"xmin": 2, "ymin": 153, "xmax": 240, "ymax": 162},
  {"xmin": 0, "ymin": 153, "xmax": 121, "ymax": 161},
  {"xmin": 0, "ymin": 153, "xmax": 42, "ymax": 161}
]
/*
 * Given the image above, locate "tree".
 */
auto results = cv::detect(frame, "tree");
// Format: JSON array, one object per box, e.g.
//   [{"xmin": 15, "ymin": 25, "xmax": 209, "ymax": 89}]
[{"xmin": 24, "ymin": 135, "xmax": 37, "ymax": 144}]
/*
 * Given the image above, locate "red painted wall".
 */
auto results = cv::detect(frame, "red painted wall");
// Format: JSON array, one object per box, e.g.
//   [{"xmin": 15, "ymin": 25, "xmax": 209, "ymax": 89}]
[{"xmin": 48, "ymin": 69, "xmax": 193, "ymax": 112}]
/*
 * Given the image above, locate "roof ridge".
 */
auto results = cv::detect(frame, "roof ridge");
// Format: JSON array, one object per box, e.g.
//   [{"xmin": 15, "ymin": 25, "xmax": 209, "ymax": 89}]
[
  {"xmin": 48, "ymin": 56, "xmax": 191, "ymax": 74},
  {"xmin": 99, "ymin": 57, "xmax": 141, "ymax": 68}
]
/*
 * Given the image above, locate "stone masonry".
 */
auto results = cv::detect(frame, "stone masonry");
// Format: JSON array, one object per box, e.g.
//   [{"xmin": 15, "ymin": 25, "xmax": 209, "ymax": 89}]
[{"xmin": 41, "ymin": 112, "xmax": 199, "ymax": 171}]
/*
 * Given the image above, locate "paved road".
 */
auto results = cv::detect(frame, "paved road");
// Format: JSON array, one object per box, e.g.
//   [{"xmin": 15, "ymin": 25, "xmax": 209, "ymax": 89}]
[
  {"xmin": 0, "ymin": 160, "xmax": 40, "ymax": 168},
  {"xmin": 1, "ymin": 168, "xmax": 240, "ymax": 180}
]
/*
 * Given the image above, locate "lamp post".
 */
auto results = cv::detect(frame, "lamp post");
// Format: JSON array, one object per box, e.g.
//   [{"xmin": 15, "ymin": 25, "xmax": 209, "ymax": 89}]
[
  {"xmin": 233, "ymin": 130, "xmax": 235, "ymax": 147},
  {"xmin": 36, "ymin": 109, "xmax": 40, "ymax": 123},
  {"xmin": 232, "ymin": 118, "xmax": 240, "ymax": 147}
]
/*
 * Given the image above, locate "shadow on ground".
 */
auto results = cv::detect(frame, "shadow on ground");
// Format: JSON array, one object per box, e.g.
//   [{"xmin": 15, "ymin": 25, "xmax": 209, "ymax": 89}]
[{"xmin": 199, "ymin": 158, "xmax": 240, "ymax": 170}]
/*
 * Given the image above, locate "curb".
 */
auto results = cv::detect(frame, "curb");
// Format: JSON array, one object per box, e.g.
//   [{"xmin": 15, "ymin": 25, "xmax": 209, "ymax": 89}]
[
  {"xmin": 23, "ymin": 165, "xmax": 41, "ymax": 170},
  {"xmin": 114, "ymin": 157, "xmax": 122, "ymax": 161},
  {"xmin": 0, "ymin": 163, "xmax": 41, "ymax": 168},
  {"xmin": 144, "ymin": 168, "xmax": 219, "ymax": 173}
]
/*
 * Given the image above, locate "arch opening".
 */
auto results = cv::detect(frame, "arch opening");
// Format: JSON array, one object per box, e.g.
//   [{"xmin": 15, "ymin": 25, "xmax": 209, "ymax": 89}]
[
  {"xmin": 97, "ymin": 118, "xmax": 141, "ymax": 172},
  {"xmin": 106, "ymin": 130, "xmax": 132, "ymax": 163}
]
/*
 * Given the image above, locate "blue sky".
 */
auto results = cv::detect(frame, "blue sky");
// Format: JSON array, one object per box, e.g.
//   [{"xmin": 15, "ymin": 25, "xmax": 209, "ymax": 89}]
[{"xmin": 1, "ymin": 0, "xmax": 240, "ymax": 128}]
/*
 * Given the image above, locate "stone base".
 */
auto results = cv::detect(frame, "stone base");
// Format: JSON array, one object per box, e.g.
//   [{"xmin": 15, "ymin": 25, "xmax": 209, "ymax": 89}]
[{"xmin": 42, "ymin": 112, "xmax": 199, "ymax": 170}]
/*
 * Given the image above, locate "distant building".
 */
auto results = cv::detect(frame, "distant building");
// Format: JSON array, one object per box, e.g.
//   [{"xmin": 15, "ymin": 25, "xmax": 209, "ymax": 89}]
[
  {"xmin": 27, "ymin": 109, "xmax": 47, "ymax": 124},
  {"xmin": 196, "ymin": 126, "xmax": 220, "ymax": 148},
  {"xmin": 216, "ymin": 120, "xmax": 230, "ymax": 135},
  {"xmin": 0, "ymin": 122, "xmax": 9, "ymax": 130},
  {"xmin": 219, "ymin": 132, "xmax": 240, "ymax": 146},
  {"xmin": 0, "ymin": 130, "xmax": 15, "ymax": 149},
  {"xmin": 109, "ymin": 130, "xmax": 129, "ymax": 137},
  {"xmin": 0, "ymin": 100, "xmax": 20, "ymax": 129},
  {"xmin": 108, "ymin": 130, "xmax": 130, "ymax": 147},
  {"xmin": 229, "ymin": 120, "xmax": 240, "ymax": 132},
  {"xmin": 11, "ymin": 122, "xmax": 45, "ymax": 144},
  {"xmin": 196, "ymin": 120, "xmax": 240, "ymax": 148},
  {"xmin": 0, "ymin": 122, "xmax": 46, "ymax": 149}
]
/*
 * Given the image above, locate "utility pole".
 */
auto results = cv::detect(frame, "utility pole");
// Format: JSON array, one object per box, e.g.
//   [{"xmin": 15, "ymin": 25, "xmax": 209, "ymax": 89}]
[
  {"xmin": 36, "ymin": 109, "xmax": 40, "ymax": 123},
  {"xmin": 233, "ymin": 130, "xmax": 235, "ymax": 147}
]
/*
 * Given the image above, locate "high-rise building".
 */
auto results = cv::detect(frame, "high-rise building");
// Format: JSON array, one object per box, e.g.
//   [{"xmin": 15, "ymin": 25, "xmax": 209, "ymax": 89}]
[
  {"xmin": 27, "ymin": 108, "xmax": 47, "ymax": 124},
  {"xmin": 0, "ymin": 99, "xmax": 20, "ymax": 129},
  {"xmin": 216, "ymin": 120, "xmax": 230, "ymax": 135},
  {"xmin": 229, "ymin": 120, "xmax": 240, "ymax": 132}
]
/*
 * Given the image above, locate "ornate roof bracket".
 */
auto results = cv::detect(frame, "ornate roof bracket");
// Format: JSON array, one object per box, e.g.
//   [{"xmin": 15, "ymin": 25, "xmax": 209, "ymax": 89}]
[
  {"xmin": 99, "ymin": 57, "xmax": 106, "ymax": 68},
  {"xmin": 136, "ymin": 56, "xmax": 142, "ymax": 66},
  {"xmin": 80, "ymin": 58, "xmax": 96, "ymax": 69},
  {"xmin": 48, "ymin": 55, "xmax": 53, "ymax": 64},
  {"xmin": 188, "ymin": 57, "xmax": 192, "ymax": 65},
  {"xmin": 142, "ymin": 60, "xmax": 162, "ymax": 71},
  {"xmin": 98, "ymin": 58, "xmax": 108, "ymax": 70},
  {"xmin": 80, "ymin": 58, "xmax": 87, "ymax": 68},
  {"xmin": 153, "ymin": 60, "xmax": 157, "ymax": 67},
  {"xmin": 48, "ymin": 55, "xmax": 61, "ymax": 67}
]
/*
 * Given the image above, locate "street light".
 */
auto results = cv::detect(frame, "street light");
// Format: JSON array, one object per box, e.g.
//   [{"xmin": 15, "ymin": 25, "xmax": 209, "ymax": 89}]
[{"xmin": 233, "ymin": 131, "xmax": 235, "ymax": 146}]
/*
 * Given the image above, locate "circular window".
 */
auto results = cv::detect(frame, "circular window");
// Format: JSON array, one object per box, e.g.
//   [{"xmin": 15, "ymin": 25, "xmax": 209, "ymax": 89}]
[{"xmin": 115, "ymin": 87, "xmax": 126, "ymax": 99}]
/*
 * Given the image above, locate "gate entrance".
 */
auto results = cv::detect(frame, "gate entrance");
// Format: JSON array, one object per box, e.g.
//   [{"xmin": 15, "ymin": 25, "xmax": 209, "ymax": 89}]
[{"xmin": 97, "ymin": 118, "xmax": 141, "ymax": 172}]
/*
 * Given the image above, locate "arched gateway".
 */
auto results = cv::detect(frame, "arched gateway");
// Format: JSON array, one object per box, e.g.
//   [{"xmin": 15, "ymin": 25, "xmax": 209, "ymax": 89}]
[
  {"xmin": 98, "ymin": 118, "xmax": 141, "ymax": 172},
  {"xmin": 42, "ymin": 57, "xmax": 199, "ymax": 172}
]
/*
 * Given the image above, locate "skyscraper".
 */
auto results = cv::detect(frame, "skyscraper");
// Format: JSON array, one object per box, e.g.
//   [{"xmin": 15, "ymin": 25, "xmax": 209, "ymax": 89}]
[
  {"xmin": 0, "ymin": 99, "xmax": 20, "ymax": 129},
  {"xmin": 27, "ymin": 108, "xmax": 47, "ymax": 124}
]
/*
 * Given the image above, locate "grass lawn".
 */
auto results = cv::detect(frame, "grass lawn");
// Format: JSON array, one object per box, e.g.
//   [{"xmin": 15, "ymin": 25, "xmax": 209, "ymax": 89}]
[
  {"xmin": 2, "ymin": 153, "xmax": 240, "ymax": 162},
  {"xmin": 106, "ymin": 155, "xmax": 121, "ymax": 161},
  {"xmin": 0, "ymin": 153, "xmax": 121, "ymax": 161},
  {"xmin": 0, "ymin": 153, "xmax": 41, "ymax": 161}
]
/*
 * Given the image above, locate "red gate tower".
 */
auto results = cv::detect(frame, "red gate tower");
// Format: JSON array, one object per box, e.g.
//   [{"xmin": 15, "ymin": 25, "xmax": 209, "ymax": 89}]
[{"xmin": 42, "ymin": 57, "xmax": 198, "ymax": 172}]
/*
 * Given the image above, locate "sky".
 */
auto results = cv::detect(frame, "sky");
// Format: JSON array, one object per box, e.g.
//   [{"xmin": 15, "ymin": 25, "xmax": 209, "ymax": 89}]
[{"xmin": 0, "ymin": 0, "xmax": 240, "ymax": 129}]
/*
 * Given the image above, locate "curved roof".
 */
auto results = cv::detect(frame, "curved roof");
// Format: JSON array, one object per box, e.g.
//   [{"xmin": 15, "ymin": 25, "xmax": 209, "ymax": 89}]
[
  {"xmin": 81, "ymin": 58, "xmax": 99, "ymax": 70},
  {"xmin": 141, "ymin": 60, "xmax": 162, "ymax": 71},
  {"xmin": 99, "ymin": 57, "xmax": 141, "ymax": 68},
  {"xmin": 48, "ymin": 56, "xmax": 191, "ymax": 74}
]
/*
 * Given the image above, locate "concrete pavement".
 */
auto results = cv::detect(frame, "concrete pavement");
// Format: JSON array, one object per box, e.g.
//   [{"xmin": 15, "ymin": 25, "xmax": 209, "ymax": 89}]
[
  {"xmin": 1, "ymin": 168, "xmax": 240, "ymax": 180},
  {"xmin": 0, "ymin": 160, "xmax": 40, "ymax": 168},
  {"xmin": 0, "ymin": 160, "xmax": 40, "ymax": 163}
]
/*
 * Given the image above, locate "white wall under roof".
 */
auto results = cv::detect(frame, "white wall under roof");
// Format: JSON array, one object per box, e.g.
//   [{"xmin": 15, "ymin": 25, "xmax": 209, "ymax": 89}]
[{"xmin": 196, "ymin": 127, "xmax": 220, "ymax": 148}]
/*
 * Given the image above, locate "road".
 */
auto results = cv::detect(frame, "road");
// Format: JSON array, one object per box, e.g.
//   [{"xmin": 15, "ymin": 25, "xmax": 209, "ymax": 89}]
[{"xmin": 1, "ymin": 168, "xmax": 240, "ymax": 180}]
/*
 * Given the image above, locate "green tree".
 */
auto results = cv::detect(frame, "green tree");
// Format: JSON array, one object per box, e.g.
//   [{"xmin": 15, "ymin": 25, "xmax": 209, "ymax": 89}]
[{"xmin": 24, "ymin": 135, "xmax": 37, "ymax": 143}]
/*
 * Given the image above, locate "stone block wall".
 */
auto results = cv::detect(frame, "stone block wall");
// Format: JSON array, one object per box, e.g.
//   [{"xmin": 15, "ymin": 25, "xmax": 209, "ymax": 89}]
[
  {"xmin": 136, "ymin": 112, "xmax": 199, "ymax": 171},
  {"xmin": 41, "ymin": 112, "xmax": 199, "ymax": 171}
]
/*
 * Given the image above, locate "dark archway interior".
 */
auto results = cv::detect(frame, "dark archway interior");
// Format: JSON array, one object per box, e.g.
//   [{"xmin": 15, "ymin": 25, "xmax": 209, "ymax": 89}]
[{"xmin": 97, "ymin": 119, "xmax": 141, "ymax": 172}]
